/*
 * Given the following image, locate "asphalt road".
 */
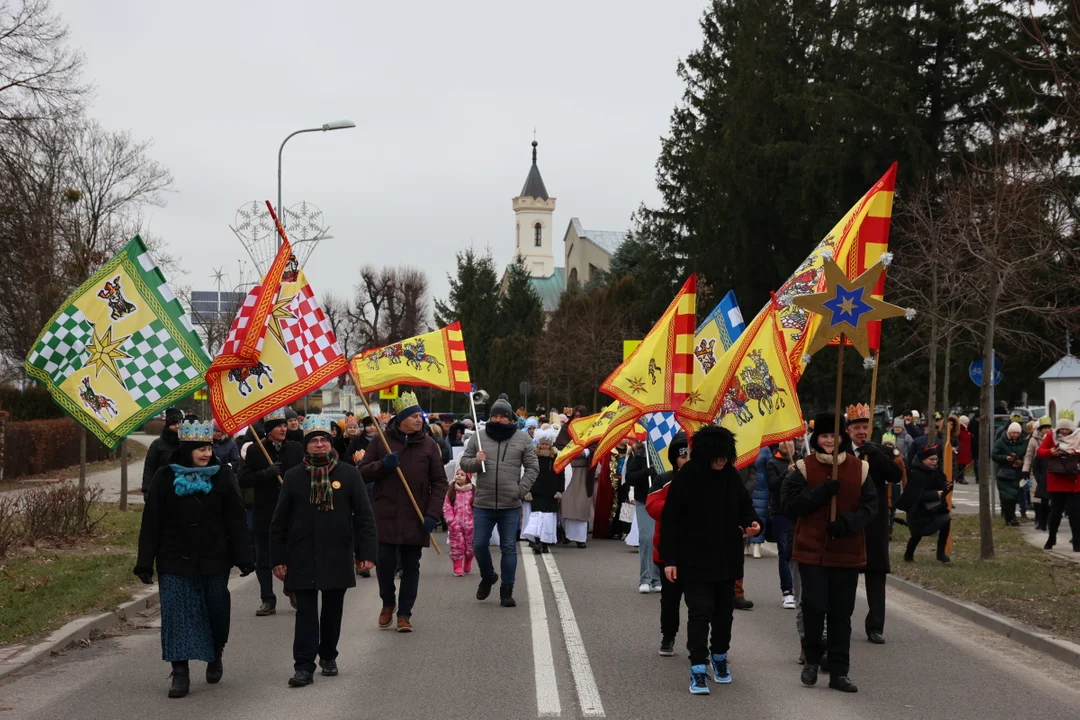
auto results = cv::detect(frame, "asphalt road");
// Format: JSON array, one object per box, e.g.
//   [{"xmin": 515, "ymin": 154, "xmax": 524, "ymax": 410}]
[{"xmin": 3, "ymin": 536, "xmax": 1080, "ymax": 719}]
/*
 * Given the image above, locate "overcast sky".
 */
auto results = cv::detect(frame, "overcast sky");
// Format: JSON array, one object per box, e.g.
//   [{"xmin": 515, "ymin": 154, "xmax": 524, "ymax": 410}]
[{"xmin": 53, "ymin": 0, "xmax": 707, "ymax": 308}]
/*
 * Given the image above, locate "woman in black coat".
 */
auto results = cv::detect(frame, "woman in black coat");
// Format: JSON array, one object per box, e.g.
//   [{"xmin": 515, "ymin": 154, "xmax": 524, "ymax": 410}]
[
  {"xmin": 897, "ymin": 445, "xmax": 953, "ymax": 563},
  {"xmin": 269, "ymin": 417, "xmax": 378, "ymax": 687},
  {"xmin": 134, "ymin": 421, "xmax": 253, "ymax": 699},
  {"xmin": 141, "ymin": 407, "xmax": 183, "ymax": 493}
]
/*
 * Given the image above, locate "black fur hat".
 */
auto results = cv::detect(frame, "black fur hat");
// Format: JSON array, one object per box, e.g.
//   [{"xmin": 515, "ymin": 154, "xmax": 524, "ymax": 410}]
[
  {"xmin": 810, "ymin": 412, "xmax": 849, "ymax": 453},
  {"xmin": 690, "ymin": 425, "xmax": 738, "ymax": 466}
]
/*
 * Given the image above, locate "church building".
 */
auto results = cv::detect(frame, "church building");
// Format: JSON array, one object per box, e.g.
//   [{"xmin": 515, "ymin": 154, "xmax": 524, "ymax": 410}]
[{"xmin": 503, "ymin": 140, "xmax": 628, "ymax": 314}]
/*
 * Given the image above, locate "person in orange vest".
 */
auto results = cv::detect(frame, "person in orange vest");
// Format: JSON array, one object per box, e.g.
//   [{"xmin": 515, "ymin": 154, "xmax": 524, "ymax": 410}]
[{"xmin": 781, "ymin": 413, "xmax": 878, "ymax": 694}]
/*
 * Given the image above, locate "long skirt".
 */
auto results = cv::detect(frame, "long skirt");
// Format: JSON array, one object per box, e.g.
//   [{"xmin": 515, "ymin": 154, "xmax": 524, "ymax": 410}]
[
  {"xmin": 159, "ymin": 572, "xmax": 231, "ymax": 663},
  {"xmin": 523, "ymin": 511, "xmax": 558, "ymax": 544},
  {"xmin": 563, "ymin": 518, "xmax": 589, "ymax": 543},
  {"xmin": 521, "ymin": 500, "xmax": 532, "ymax": 535}
]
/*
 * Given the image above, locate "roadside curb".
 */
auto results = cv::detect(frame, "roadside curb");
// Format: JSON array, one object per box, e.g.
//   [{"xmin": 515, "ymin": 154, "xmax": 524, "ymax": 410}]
[
  {"xmin": 0, "ymin": 588, "xmax": 159, "ymax": 679},
  {"xmin": 886, "ymin": 574, "xmax": 1080, "ymax": 670}
]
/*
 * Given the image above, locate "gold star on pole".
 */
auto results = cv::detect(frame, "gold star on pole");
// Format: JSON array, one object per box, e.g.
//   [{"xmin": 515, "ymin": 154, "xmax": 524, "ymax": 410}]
[
  {"xmin": 792, "ymin": 259, "xmax": 907, "ymax": 358},
  {"xmin": 85, "ymin": 324, "xmax": 131, "ymax": 385},
  {"xmin": 265, "ymin": 294, "xmax": 297, "ymax": 351}
]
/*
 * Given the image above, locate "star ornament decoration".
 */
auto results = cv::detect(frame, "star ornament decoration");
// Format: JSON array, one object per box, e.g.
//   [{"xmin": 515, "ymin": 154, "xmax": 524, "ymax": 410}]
[
  {"xmin": 792, "ymin": 259, "xmax": 908, "ymax": 359},
  {"xmin": 85, "ymin": 323, "xmax": 132, "ymax": 385}
]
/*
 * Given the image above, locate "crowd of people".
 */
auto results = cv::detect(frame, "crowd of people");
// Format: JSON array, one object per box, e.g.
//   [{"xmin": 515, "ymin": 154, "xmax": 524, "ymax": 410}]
[{"xmin": 131, "ymin": 393, "xmax": 1079, "ymax": 699}]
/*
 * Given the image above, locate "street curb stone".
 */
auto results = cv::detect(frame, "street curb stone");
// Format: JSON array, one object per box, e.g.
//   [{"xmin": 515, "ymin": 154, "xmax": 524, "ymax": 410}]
[
  {"xmin": 0, "ymin": 587, "xmax": 159, "ymax": 679},
  {"xmin": 886, "ymin": 574, "xmax": 1080, "ymax": 670}
]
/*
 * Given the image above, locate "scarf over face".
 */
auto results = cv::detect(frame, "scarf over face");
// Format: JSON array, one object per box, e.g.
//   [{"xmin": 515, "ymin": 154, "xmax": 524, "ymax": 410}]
[
  {"xmin": 305, "ymin": 450, "xmax": 339, "ymax": 511},
  {"xmin": 170, "ymin": 463, "xmax": 221, "ymax": 496}
]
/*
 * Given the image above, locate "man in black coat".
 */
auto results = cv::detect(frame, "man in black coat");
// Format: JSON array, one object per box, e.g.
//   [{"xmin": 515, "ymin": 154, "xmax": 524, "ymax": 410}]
[
  {"xmin": 285, "ymin": 408, "xmax": 304, "ymax": 444},
  {"xmin": 239, "ymin": 408, "xmax": 303, "ymax": 617},
  {"xmin": 847, "ymin": 404, "xmax": 903, "ymax": 645},
  {"xmin": 141, "ymin": 407, "xmax": 183, "ymax": 493},
  {"xmin": 270, "ymin": 415, "xmax": 377, "ymax": 687}
]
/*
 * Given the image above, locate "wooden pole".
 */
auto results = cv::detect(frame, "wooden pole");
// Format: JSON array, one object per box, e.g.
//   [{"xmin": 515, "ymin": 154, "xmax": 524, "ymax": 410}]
[
  {"xmin": 79, "ymin": 427, "xmax": 87, "ymax": 488},
  {"xmin": 831, "ymin": 335, "xmax": 846, "ymax": 522},
  {"xmin": 119, "ymin": 438, "xmax": 128, "ymax": 511},
  {"xmin": 358, "ymin": 390, "xmax": 442, "ymax": 555}
]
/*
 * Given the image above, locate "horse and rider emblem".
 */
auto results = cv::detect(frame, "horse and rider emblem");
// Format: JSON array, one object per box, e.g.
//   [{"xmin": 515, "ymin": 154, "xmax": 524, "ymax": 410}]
[
  {"xmin": 228, "ymin": 362, "xmax": 274, "ymax": 397},
  {"xmin": 365, "ymin": 338, "xmax": 444, "ymax": 374},
  {"xmin": 97, "ymin": 276, "xmax": 137, "ymax": 320},
  {"xmin": 79, "ymin": 377, "xmax": 118, "ymax": 421},
  {"xmin": 739, "ymin": 349, "xmax": 788, "ymax": 416}
]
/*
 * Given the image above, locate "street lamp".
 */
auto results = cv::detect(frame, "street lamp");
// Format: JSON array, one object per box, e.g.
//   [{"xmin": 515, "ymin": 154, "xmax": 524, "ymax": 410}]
[{"xmin": 277, "ymin": 120, "xmax": 356, "ymax": 245}]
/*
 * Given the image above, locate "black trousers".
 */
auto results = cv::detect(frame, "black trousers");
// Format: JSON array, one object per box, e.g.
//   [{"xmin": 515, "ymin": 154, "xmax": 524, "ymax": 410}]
[
  {"xmin": 863, "ymin": 571, "xmax": 886, "ymax": 636},
  {"xmin": 1001, "ymin": 499, "xmax": 1017, "ymax": 524},
  {"xmin": 292, "ymin": 588, "xmax": 346, "ymax": 673},
  {"xmin": 798, "ymin": 563, "xmax": 859, "ymax": 676},
  {"xmin": 376, "ymin": 543, "xmax": 423, "ymax": 617},
  {"xmin": 253, "ymin": 531, "xmax": 276, "ymax": 605},
  {"xmin": 905, "ymin": 518, "xmax": 951, "ymax": 559},
  {"xmin": 1048, "ymin": 492, "xmax": 1080, "ymax": 545},
  {"xmin": 682, "ymin": 577, "xmax": 735, "ymax": 666},
  {"xmin": 655, "ymin": 563, "xmax": 683, "ymax": 638}
]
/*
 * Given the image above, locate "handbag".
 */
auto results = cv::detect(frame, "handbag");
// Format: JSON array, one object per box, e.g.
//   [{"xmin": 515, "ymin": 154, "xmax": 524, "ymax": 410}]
[
  {"xmin": 1047, "ymin": 453, "xmax": 1080, "ymax": 476},
  {"xmin": 618, "ymin": 502, "xmax": 635, "ymax": 524},
  {"xmin": 923, "ymin": 499, "xmax": 946, "ymax": 514}
]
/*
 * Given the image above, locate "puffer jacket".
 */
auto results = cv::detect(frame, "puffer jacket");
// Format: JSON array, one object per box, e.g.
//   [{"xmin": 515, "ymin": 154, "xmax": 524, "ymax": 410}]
[
  {"xmin": 992, "ymin": 435, "xmax": 1028, "ymax": 502},
  {"xmin": 459, "ymin": 426, "xmax": 539, "ymax": 510}
]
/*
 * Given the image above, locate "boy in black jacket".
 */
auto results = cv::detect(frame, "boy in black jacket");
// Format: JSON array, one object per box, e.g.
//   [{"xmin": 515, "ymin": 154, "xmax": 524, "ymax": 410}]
[{"xmin": 660, "ymin": 426, "xmax": 760, "ymax": 695}]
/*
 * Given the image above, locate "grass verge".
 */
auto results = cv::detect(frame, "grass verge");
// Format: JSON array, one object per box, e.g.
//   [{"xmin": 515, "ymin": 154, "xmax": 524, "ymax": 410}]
[
  {"xmin": 890, "ymin": 515, "xmax": 1080, "ymax": 644},
  {"xmin": 0, "ymin": 504, "xmax": 143, "ymax": 646}
]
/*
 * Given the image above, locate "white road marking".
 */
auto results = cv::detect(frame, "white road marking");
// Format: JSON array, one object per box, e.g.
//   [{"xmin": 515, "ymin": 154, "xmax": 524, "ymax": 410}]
[
  {"xmin": 523, "ymin": 552, "xmax": 561, "ymax": 717},
  {"xmin": 543, "ymin": 553, "xmax": 605, "ymax": 717}
]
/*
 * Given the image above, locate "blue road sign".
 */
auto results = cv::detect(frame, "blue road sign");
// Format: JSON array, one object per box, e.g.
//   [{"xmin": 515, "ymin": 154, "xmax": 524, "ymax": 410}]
[{"xmin": 969, "ymin": 356, "xmax": 1003, "ymax": 387}]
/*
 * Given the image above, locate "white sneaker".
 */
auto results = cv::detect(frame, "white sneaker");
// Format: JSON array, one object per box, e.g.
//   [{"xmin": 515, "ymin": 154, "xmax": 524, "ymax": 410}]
[
  {"xmin": 782, "ymin": 593, "xmax": 796, "ymax": 610},
  {"xmin": 650, "ymin": 584, "xmax": 662, "ymax": 593},
  {"xmin": 752, "ymin": 544, "xmax": 762, "ymax": 559},
  {"xmin": 639, "ymin": 583, "xmax": 651, "ymax": 594}
]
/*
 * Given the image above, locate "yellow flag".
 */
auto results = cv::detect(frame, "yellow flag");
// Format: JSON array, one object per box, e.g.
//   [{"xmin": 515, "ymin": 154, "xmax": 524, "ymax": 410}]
[
  {"xmin": 678, "ymin": 303, "xmax": 805, "ymax": 468},
  {"xmin": 556, "ymin": 400, "xmax": 642, "ymax": 472},
  {"xmin": 349, "ymin": 323, "xmax": 471, "ymax": 394},
  {"xmin": 599, "ymin": 275, "xmax": 697, "ymax": 413}
]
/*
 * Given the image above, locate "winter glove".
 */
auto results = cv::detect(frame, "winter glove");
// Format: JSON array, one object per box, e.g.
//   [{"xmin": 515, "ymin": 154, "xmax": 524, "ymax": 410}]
[
  {"xmin": 239, "ymin": 563, "xmax": 256, "ymax": 577},
  {"xmin": 422, "ymin": 515, "xmax": 439, "ymax": 534},
  {"xmin": 262, "ymin": 462, "xmax": 282, "ymax": 479},
  {"xmin": 648, "ymin": 467, "xmax": 658, "ymax": 478},
  {"xmin": 135, "ymin": 569, "xmax": 154, "ymax": 585},
  {"xmin": 1021, "ymin": 470, "xmax": 1031, "ymax": 481},
  {"xmin": 382, "ymin": 452, "xmax": 401, "ymax": 470},
  {"xmin": 824, "ymin": 479, "xmax": 841, "ymax": 496},
  {"xmin": 827, "ymin": 516, "xmax": 850, "ymax": 537}
]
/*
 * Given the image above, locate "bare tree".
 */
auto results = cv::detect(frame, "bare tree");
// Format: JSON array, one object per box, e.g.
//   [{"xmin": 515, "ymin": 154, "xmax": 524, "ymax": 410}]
[
  {"xmin": 347, "ymin": 265, "xmax": 430, "ymax": 352},
  {"xmin": 0, "ymin": 0, "xmax": 86, "ymax": 122},
  {"xmin": 321, "ymin": 292, "xmax": 357, "ymax": 359}
]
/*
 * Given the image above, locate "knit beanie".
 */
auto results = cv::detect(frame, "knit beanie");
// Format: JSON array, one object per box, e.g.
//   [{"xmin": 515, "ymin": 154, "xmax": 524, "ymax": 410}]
[
  {"xmin": 490, "ymin": 393, "xmax": 514, "ymax": 419},
  {"xmin": 959, "ymin": 415, "xmax": 970, "ymax": 428},
  {"xmin": 1057, "ymin": 410, "xmax": 1076, "ymax": 432},
  {"xmin": 165, "ymin": 407, "xmax": 184, "ymax": 426},
  {"xmin": 667, "ymin": 432, "xmax": 688, "ymax": 467},
  {"xmin": 918, "ymin": 443, "xmax": 939, "ymax": 460},
  {"xmin": 1007, "ymin": 422, "xmax": 1023, "ymax": 435}
]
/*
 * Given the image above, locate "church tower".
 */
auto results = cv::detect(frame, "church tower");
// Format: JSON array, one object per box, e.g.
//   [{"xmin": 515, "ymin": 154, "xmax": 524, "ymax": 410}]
[{"xmin": 512, "ymin": 140, "xmax": 556, "ymax": 278}]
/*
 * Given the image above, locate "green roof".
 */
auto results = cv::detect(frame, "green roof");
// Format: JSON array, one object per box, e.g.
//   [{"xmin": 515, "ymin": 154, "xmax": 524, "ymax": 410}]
[{"xmin": 529, "ymin": 267, "xmax": 566, "ymax": 312}]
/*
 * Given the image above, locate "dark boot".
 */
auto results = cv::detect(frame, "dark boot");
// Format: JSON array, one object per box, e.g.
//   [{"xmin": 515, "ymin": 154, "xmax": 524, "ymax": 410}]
[
  {"xmin": 168, "ymin": 662, "xmax": 190, "ymax": 698},
  {"xmin": 904, "ymin": 534, "xmax": 919, "ymax": 562},
  {"xmin": 499, "ymin": 583, "xmax": 516, "ymax": 608},
  {"xmin": 206, "ymin": 648, "xmax": 223, "ymax": 684},
  {"xmin": 829, "ymin": 675, "xmax": 859, "ymax": 693},
  {"xmin": 1045, "ymin": 533, "xmax": 1056, "ymax": 550},
  {"xmin": 476, "ymin": 572, "xmax": 499, "ymax": 601},
  {"xmin": 800, "ymin": 664, "xmax": 818, "ymax": 686}
]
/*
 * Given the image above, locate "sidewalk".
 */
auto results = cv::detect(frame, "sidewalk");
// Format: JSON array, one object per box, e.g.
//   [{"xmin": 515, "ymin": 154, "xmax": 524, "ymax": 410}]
[{"xmin": 1020, "ymin": 523, "xmax": 1080, "ymax": 565}]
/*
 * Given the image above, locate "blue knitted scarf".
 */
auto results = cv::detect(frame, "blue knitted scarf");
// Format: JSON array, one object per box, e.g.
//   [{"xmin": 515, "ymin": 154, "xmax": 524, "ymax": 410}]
[{"xmin": 171, "ymin": 464, "xmax": 221, "ymax": 496}]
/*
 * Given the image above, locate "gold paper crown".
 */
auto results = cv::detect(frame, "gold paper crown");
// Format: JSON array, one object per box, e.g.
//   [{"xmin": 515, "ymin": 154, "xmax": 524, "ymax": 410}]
[
  {"xmin": 394, "ymin": 391, "xmax": 421, "ymax": 416},
  {"xmin": 845, "ymin": 403, "xmax": 871, "ymax": 422},
  {"xmin": 178, "ymin": 419, "xmax": 214, "ymax": 443},
  {"xmin": 302, "ymin": 414, "xmax": 333, "ymax": 437},
  {"xmin": 1060, "ymin": 409, "xmax": 1076, "ymax": 421}
]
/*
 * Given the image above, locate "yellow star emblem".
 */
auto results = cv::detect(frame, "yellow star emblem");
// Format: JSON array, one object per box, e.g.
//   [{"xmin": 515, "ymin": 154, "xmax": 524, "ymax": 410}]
[
  {"xmin": 793, "ymin": 260, "xmax": 907, "ymax": 358},
  {"xmin": 85, "ymin": 324, "xmax": 131, "ymax": 385},
  {"xmin": 628, "ymin": 377, "xmax": 647, "ymax": 394},
  {"xmin": 266, "ymin": 294, "xmax": 297, "ymax": 351}
]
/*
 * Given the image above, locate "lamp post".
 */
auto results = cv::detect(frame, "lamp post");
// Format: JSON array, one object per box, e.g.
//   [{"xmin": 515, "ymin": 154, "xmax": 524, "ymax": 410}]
[{"xmin": 277, "ymin": 120, "xmax": 355, "ymax": 246}]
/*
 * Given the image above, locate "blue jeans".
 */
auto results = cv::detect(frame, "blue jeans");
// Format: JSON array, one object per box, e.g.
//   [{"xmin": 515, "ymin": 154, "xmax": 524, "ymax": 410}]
[
  {"xmin": 473, "ymin": 507, "xmax": 521, "ymax": 586},
  {"xmin": 636, "ymin": 503, "xmax": 660, "ymax": 586},
  {"xmin": 771, "ymin": 514, "xmax": 793, "ymax": 593}
]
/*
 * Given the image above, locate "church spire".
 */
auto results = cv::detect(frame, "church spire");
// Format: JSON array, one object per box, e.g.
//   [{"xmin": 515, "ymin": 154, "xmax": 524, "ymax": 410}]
[{"xmin": 520, "ymin": 138, "xmax": 549, "ymax": 200}]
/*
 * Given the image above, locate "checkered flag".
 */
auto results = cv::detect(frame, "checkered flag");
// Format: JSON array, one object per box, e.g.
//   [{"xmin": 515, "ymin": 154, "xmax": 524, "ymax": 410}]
[
  {"xmin": 645, "ymin": 412, "xmax": 682, "ymax": 473},
  {"xmin": 26, "ymin": 307, "xmax": 92, "ymax": 384},
  {"xmin": 120, "ymin": 321, "xmax": 201, "ymax": 407},
  {"xmin": 218, "ymin": 288, "xmax": 262, "ymax": 359},
  {"xmin": 280, "ymin": 284, "xmax": 343, "ymax": 380}
]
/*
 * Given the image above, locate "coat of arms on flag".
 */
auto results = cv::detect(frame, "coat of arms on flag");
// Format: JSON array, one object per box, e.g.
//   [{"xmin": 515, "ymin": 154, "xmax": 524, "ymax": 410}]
[
  {"xmin": 207, "ymin": 203, "xmax": 347, "ymax": 434},
  {"xmin": 25, "ymin": 237, "xmax": 210, "ymax": 448}
]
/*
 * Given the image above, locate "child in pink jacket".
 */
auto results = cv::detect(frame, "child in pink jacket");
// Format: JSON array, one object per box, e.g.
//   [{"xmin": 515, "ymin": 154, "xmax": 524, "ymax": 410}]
[{"xmin": 443, "ymin": 467, "xmax": 475, "ymax": 576}]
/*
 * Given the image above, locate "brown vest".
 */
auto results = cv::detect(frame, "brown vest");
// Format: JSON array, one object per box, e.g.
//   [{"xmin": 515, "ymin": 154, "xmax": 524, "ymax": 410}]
[{"xmin": 792, "ymin": 452, "xmax": 868, "ymax": 569}]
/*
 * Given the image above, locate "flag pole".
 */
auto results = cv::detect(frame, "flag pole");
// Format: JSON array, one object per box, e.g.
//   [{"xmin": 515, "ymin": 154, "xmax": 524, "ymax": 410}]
[
  {"xmin": 831, "ymin": 335, "xmax": 846, "ymax": 522},
  {"xmin": 357, "ymin": 388, "xmax": 442, "ymax": 555},
  {"xmin": 468, "ymin": 392, "xmax": 486, "ymax": 473}
]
